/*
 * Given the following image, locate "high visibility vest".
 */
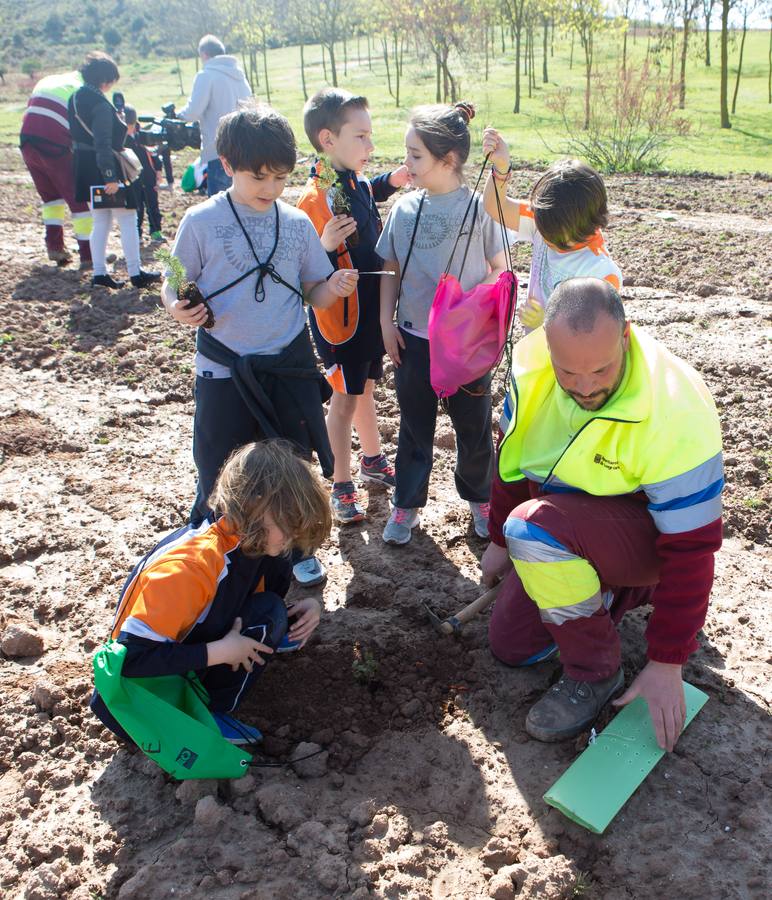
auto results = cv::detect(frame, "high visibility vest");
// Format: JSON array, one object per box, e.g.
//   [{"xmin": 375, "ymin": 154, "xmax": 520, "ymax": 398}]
[
  {"xmin": 296, "ymin": 176, "xmax": 360, "ymax": 346},
  {"xmin": 499, "ymin": 325, "xmax": 723, "ymax": 534}
]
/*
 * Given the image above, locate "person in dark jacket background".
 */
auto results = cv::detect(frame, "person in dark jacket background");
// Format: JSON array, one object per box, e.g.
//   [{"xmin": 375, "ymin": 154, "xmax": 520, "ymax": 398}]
[
  {"xmin": 123, "ymin": 104, "xmax": 164, "ymax": 242},
  {"xmin": 68, "ymin": 52, "xmax": 159, "ymax": 289}
]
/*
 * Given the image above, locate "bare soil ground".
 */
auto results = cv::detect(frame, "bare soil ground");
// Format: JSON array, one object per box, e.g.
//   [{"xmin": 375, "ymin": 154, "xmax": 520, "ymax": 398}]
[{"xmin": 0, "ymin": 147, "xmax": 770, "ymax": 900}]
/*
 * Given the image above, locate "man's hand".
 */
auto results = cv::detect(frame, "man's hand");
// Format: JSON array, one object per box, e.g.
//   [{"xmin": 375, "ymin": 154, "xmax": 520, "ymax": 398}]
[
  {"xmin": 612, "ymin": 660, "xmax": 686, "ymax": 752},
  {"xmin": 482, "ymin": 127, "xmax": 510, "ymax": 174},
  {"xmin": 287, "ymin": 598, "xmax": 322, "ymax": 647},
  {"xmin": 104, "ymin": 182, "xmax": 121, "ymax": 195},
  {"xmin": 388, "ymin": 165, "xmax": 410, "ymax": 188},
  {"xmin": 321, "ymin": 215, "xmax": 357, "ymax": 252},
  {"xmin": 481, "ymin": 541, "xmax": 511, "ymax": 587},
  {"xmin": 207, "ymin": 617, "xmax": 274, "ymax": 672},
  {"xmin": 381, "ymin": 320, "xmax": 405, "ymax": 366},
  {"xmin": 328, "ymin": 268, "xmax": 359, "ymax": 297}
]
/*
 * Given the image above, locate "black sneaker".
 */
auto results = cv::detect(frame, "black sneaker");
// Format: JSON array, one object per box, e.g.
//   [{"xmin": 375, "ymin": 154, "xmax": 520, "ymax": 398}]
[
  {"xmin": 525, "ymin": 667, "xmax": 625, "ymax": 742},
  {"xmin": 130, "ymin": 270, "xmax": 162, "ymax": 289},
  {"xmin": 91, "ymin": 274, "xmax": 125, "ymax": 290}
]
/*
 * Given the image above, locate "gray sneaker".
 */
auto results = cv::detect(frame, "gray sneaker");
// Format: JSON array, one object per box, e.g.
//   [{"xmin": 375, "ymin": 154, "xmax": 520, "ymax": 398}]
[
  {"xmin": 383, "ymin": 507, "xmax": 420, "ymax": 545},
  {"xmin": 525, "ymin": 667, "xmax": 625, "ymax": 742},
  {"xmin": 292, "ymin": 556, "xmax": 327, "ymax": 586},
  {"xmin": 468, "ymin": 501, "xmax": 490, "ymax": 539}
]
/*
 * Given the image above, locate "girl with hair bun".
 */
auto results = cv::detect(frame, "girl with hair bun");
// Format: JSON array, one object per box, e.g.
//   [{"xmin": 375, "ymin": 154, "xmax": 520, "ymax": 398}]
[{"xmin": 376, "ymin": 101, "xmax": 509, "ymax": 546}]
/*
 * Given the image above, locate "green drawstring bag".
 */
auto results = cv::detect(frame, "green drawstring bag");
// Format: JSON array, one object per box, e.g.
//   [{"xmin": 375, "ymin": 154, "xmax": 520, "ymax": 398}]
[
  {"xmin": 180, "ymin": 163, "xmax": 197, "ymax": 193},
  {"xmin": 93, "ymin": 640, "xmax": 251, "ymax": 780}
]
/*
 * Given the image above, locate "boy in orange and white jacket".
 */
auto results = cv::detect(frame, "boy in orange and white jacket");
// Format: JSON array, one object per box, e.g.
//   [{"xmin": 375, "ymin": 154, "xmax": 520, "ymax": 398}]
[{"xmin": 297, "ymin": 88, "xmax": 409, "ymax": 524}]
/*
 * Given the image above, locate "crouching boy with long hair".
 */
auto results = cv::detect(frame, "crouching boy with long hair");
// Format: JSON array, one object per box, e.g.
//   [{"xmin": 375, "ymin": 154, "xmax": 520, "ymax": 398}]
[{"xmin": 90, "ymin": 440, "xmax": 332, "ymax": 744}]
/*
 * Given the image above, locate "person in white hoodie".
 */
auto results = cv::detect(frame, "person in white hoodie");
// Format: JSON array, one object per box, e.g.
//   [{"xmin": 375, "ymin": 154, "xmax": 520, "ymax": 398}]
[{"xmin": 178, "ymin": 35, "xmax": 253, "ymax": 196}]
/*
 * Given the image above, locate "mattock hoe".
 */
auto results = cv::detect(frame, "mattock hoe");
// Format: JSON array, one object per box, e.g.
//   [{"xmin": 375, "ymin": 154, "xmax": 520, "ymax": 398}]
[{"xmin": 423, "ymin": 581, "xmax": 503, "ymax": 637}]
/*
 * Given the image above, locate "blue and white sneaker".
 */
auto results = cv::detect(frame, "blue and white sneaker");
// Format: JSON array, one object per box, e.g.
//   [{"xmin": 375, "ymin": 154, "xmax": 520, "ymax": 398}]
[
  {"xmin": 514, "ymin": 644, "xmax": 559, "ymax": 667},
  {"xmin": 276, "ymin": 633, "xmax": 303, "ymax": 653},
  {"xmin": 292, "ymin": 555, "xmax": 327, "ymax": 586},
  {"xmin": 212, "ymin": 712, "xmax": 263, "ymax": 746}
]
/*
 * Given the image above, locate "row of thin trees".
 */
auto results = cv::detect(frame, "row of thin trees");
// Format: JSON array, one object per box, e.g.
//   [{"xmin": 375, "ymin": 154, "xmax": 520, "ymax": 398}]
[{"xmin": 164, "ymin": 0, "xmax": 771, "ymax": 131}]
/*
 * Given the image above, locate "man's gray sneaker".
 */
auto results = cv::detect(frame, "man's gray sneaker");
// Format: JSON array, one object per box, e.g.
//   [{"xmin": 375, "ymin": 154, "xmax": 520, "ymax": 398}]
[
  {"xmin": 383, "ymin": 507, "xmax": 420, "ymax": 545},
  {"xmin": 525, "ymin": 667, "xmax": 625, "ymax": 742},
  {"xmin": 468, "ymin": 501, "xmax": 490, "ymax": 539},
  {"xmin": 292, "ymin": 556, "xmax": 327, "ymax": 586}
]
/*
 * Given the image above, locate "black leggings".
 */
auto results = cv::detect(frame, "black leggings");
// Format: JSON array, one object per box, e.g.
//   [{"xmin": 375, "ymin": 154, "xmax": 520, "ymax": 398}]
[{"xmin": 393, "ymin": 329, "xmax": 494, "ymax": 509}]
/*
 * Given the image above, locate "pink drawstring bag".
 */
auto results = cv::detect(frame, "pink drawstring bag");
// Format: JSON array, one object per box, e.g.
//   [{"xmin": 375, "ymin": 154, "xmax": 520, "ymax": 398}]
[
  {"xmin": 427, "ymin": 188, "xmax": 517, "ymax": 398},
  {"xmin": 428, "ymin": 268, "xmax": 517, "ymax": 398}
]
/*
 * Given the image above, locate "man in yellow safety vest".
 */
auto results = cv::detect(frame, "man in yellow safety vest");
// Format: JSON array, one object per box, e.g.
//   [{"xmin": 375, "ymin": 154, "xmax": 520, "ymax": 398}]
[{"xmin": 482, "ymin": 277, "xmax": 723, "ymax": 752}]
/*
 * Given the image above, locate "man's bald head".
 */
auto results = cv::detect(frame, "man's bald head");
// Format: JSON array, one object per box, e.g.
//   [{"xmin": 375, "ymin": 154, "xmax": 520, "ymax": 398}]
[
  {"xmin": 544, "ymin": 277, "xmax": 626, "ymax": 335},
  {"xmin": 543, "ymin": 278, "xmax": 630, "ymax": 411}
]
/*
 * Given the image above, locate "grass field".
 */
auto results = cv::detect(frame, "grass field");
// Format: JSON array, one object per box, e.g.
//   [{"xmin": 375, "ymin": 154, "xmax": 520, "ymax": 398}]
[{"xmin": 1, "ymin": 26, "xmax": 770, "ymax": 175}]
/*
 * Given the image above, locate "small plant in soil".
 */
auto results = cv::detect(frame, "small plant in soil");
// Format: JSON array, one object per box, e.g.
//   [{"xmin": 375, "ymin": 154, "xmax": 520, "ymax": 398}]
[
  {"xmin": 352, "ymin": 643, "xmax": 379, "ymax": 687},
  {"xmin": 155, "ymin": 248, "xmax": 214, "ymax": 329}
]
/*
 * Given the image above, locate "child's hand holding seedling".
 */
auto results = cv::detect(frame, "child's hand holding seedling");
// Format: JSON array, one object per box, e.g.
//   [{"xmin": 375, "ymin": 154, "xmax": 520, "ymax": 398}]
[
  {"xmin": 157, "ymin": 248, "xmax": 215, "ymax": 329},
  {"xmin": 321, "ymin": 215, "xmax": 358, "ymax": 252},
  {"xmin": 482, "ymin": 127, "xmax": 511, "ymax": 175}
]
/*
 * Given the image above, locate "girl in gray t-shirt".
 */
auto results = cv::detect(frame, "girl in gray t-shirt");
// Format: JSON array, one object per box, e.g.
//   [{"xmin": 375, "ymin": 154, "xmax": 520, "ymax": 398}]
[{"xmin": 375, "ymin": 102, "xmax": 509, "ymax": 546}]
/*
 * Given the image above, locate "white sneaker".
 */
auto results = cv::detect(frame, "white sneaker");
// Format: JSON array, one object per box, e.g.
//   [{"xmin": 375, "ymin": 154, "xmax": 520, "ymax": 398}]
[
  {"xmin": 383, "ymin": 507, "xmax": 420, "ymax": 545},
  {"xmin": 292, "ymin": 556, "xmax": 327, "ymax": 586},
  {"xmin": 468, "ymin": 501, "xmax": 490, "ymax": 539}
]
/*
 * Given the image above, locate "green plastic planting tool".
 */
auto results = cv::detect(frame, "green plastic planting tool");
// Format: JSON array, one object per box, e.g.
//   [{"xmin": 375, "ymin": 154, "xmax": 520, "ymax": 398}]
[
  {"xmin": 543, "ymin": 681, "xmax": 708, "ymax": 834},
  {"xmin": 94, "ymin": 640, "xmax": 251, "ymax": 780}
]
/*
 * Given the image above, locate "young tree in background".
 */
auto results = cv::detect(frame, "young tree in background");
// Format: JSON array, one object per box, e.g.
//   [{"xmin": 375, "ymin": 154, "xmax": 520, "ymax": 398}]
[
  {"xmin": 501, "ymin": 0, "xmax": 528, "ymax": 112},
  {"xmin": 678, "ymin": 0, "xmax": 702, "ymax": 107},
  {"xmin": 568, "ymin": 0, "xmax": 610, "ymax": 129},
  {"xmin": 719, "ymin": 0, "xmax": 735, "ymax": 126},
  {"xmin": 703, "ymin": 0, "xmax": 716, "ymax": 64},
  {"xmin": 731, "ymin": 0, "xmax": 756, "ymax": 113}
]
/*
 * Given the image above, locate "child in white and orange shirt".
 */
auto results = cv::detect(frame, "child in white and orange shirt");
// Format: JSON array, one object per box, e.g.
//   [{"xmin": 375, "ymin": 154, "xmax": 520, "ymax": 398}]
[{"xmin": 482, "ymin": 128, "xmax": 622, "ymax": 338}]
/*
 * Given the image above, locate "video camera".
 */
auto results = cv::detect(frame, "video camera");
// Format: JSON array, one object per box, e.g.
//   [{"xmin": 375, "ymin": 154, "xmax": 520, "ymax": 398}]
[
  {"xmin": 112, "ymin": 92, "xmax": 201, "ymax": 152},
  {"xmin": 136, "ymin": 104, "xmax": 201, "ymax": 152}
]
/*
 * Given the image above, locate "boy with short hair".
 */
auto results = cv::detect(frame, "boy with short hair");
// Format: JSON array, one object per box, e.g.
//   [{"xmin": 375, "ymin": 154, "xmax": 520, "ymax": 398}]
[
  {"xmin": 90, "ymin": 440, "xmax": 332, "ymax": 745},
  {"xmin": 297, "ymin": 88, "xmax": 409, "ymax": 524},
  {"xmin": 482, "ymin": 128, "xmax": 622, "ymax": 342},
  {"xmin": 162, "ymin": 104, "xmax": 358, "ymax": 586}
]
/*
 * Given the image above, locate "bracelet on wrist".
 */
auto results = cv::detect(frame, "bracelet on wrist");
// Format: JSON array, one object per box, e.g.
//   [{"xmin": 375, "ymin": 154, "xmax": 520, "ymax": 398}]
[{"xmin": 491, "ymin": 163, "xmax": 512, "ymax": 182}]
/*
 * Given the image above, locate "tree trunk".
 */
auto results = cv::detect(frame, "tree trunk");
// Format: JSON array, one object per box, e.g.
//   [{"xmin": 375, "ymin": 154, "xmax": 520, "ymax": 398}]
[
  {"xmin": 569, "ymin": 30, "xmax": 574, "ymax": 70},
  {"xmin": 262, "ymin": 33, "xmax": 271, "ymax": 104},
  {"xmin": 399, "ymin": 36, "xmax": 405, "ymax": 77},
  {"xmin": 436, "ymin": 51, "xmax": 442, "ymax": 103},
  {"xmin": 300, "ymin": 39, "xmax": 308, "ymax": 101},
  {"xmin": 501, "ymin": 23, "xmax": 506, "ymax": 54},
  {"xmin": 485, "ymin": 25, "xmax": 490, "ymax": 81},
  {"xmin": 705, "ymin": 8, "xmax": 712, "ymax": 66},
  {"xmin": 393, "ymin": 32, "xmax": 400, "ymax": 106},
  {"xmin": 731, "ymin": 13, "xmax": 748, "ymax": 115},
  {"xmin": 242, "ymin": 50, "xmax": 251, "ymax": 92},
  {"xmin": 367, "ymin": 32, "xmax": 372, "ymax": 70},
  {"xmin": 583, "ymin": 33, "xmax": 593, "ymax": 130},
  {"xmin": 343, "ymin": 37, "xmax": 348, "ymax": 77},
  {"xmin": 679, "ymin": 18, "xmax": 690, "ymax": 108},
  {"xmin": 322, "ymin": 45, "xmax": 328, "ymax": 81},
  {"xmin": 622, "ymin": 28, "xmax": 628, "ymax": 73},
  {"xmin": 357, "ymin": 33, "xmax": 361, "ymax": 64},
  {"xmin": 720, "ymin": 0, "xmax": 730, "ymax": 127},
  {"xmin": 514, "ymin": 29, "xmax": 522, "ymax": 112},
  {"xmin": 174, "ymin": 53, "xmax": 184, "ymax": 95},
  {"xmin": 329, "ymin": 43, "xmax": 338, "ymax": 86},
  {"xmin": 542, "ymin": 17, "xmax": 548, "ymax": 82},
  {"xmin": 382, "ymin": 38, "xmax": 394, "ymax": 99}
]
